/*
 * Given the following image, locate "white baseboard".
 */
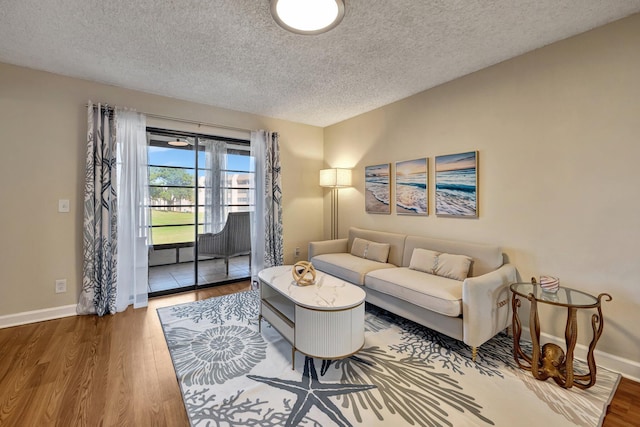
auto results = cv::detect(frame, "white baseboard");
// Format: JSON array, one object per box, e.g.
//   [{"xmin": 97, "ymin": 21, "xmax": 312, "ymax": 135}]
[
  {"xmin": 0, "ymin": 304, "xmax": 77, "ymax": 329},
  {"xmin": 522, "ymin": 327, "xmax": 640, "ymax": 382}
]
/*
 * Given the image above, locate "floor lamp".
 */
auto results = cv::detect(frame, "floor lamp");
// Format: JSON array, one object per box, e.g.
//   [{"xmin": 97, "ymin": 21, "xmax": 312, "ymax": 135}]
[{"xmin": 320, "ymin": 168, "xmax": 352, "ymax": 239}]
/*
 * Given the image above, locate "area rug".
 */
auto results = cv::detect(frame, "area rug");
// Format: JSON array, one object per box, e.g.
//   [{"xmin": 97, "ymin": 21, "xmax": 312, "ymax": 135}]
[{"xmin": 157, "ymin": 290, "xmax": 620, "ymax": 427}]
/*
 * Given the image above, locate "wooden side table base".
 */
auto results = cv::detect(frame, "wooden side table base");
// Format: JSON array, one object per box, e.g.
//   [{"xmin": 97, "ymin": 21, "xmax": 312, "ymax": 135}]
[{"xmin": 511, "ymin": 282, "xmax": 611, "ymax": 390}]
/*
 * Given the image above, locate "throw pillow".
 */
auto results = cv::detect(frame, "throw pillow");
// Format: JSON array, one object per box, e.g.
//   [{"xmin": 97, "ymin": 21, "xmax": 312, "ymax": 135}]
[
  {"xmin": 350, "ymin": 237, "xmax": 368, "ymax": 258},
  {"xmin": 409, "ymin": 248, "xmax": 472, "ymax": 281},
  {"xmin": 365, "ymin": 241, "xmax": 391, "ymax": 263},
  {"xmin": 409, "ymin": 248, "xmax": 440, "ymax": 273},
  {"xmin": 434, "ymin": 252, "xmax": 472, "ymax": 281},
  {"xmin": 350, "ymin": 237, "xmax": 391, "ymax": 263}
]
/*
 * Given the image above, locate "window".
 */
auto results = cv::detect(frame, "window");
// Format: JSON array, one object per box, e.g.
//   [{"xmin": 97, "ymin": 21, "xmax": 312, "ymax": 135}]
[
  {"xmin": 147, "ymin": 130, "xmax": 253, "ymax": 246},
  {"xmin": 222, "ymin": 149, "xmax": 255, "ymax": 212}
]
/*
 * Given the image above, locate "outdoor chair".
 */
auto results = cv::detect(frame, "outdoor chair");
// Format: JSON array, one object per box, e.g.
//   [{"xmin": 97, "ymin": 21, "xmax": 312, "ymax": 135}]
[{"xmin": 198, "ymin": 211, "xmax": 251, "ymax": 275}]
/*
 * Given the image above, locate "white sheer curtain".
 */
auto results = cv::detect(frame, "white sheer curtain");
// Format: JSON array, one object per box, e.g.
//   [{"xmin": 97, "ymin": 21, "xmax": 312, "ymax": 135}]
[
  {"xmin": 203, "ymin": 139, "xmax": 227, "ymax": 233},
  {"xmin": 251, "ymin": 132, "xmax": 266, "ymax": 281},
  {"xmin": 250, "ymin": 130, "xmax": 283, "ymax": 283},
  {"xmin": 115, "ymin": 108, "xmax": 150, "ymax": 311}
]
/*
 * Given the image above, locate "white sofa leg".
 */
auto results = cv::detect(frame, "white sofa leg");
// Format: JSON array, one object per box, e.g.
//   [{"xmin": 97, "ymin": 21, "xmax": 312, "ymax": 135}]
[{"xmin": 472, "ymin": 346, "xmax": 478, "ymax": 362}]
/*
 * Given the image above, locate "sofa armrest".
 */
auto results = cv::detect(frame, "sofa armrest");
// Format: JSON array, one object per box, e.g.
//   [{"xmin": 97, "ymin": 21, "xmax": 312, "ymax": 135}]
[
  {"xmin": 461, "ymin": 263, "xmax": 517, "ymax": 348},
  {"xmin": 308, "ymin": 238, "xmax": 348, "ymax": 260}
]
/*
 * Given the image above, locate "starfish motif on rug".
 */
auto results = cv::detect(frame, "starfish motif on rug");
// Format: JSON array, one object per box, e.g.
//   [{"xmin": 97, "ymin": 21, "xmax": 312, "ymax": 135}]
[{"xmin": 248, "ymin": 357, "xmax": 376, "ymax": 427}]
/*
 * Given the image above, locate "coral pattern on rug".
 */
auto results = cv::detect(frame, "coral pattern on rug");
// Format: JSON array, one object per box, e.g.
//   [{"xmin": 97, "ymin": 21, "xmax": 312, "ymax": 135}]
[
  {"xmin": 158, "ymin": 290, "xmax": 619, "ymax": 427},
  {"xmin": 164, "ymin": 325, "xmax": 267, "ymax": 386}
]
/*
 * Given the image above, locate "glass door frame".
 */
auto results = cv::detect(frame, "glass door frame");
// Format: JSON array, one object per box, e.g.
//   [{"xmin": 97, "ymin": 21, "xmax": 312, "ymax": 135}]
[{"xmin": 146, "ymin": 127, "xmax": 251, "ymax": 297}]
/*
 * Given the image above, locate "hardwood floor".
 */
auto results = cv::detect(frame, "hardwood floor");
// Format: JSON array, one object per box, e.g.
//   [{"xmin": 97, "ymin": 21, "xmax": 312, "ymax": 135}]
[
  {"xmin": 0, "ymin": 281, "xmax": 638, "ymax": 426},
  {"xmin": 0, "ymin": 282, "xmax": 250, "ymax": 427},
  {"xmin": 605, "ymin": 377, "xmax": 640, "ymax": 427}
]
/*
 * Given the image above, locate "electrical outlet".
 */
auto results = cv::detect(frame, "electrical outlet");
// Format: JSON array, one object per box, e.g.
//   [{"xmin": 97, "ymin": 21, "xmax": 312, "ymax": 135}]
[
  {"xmin": 55, "ymin": 279, "xmax": 67, "ymax": 293},
  {"xmin": 294, "ymin": 247, "xmax": 300, "ymax": 257}
]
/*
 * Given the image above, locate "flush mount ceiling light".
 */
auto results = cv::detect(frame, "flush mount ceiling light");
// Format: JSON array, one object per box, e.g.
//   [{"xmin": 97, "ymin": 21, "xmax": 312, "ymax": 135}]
[{"xmin": 271, "ymin": 0, "xmax": 345, "ymax": 35}]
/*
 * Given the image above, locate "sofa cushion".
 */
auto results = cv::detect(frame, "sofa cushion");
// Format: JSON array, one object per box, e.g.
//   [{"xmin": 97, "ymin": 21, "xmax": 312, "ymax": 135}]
[
  {"xmin": 365, "ymin": 267, "xmax": 463, "ymax": 317},
  {"xmin": 351, "ymin": 237, "xmax": 391, "ymax": 263},
  {"xmin": 409, "ymin": 248, "xmax": 471, "ymax": 281},
  {"xmin": 311, "ymin": 253, "xmax": 396, "ymax": 285}
]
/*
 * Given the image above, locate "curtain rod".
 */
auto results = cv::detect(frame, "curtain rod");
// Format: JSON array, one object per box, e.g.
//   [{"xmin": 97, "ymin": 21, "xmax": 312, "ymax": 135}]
[{"xmin": 88, "ymin": 103, "xmax": 253, "ymax": 134}]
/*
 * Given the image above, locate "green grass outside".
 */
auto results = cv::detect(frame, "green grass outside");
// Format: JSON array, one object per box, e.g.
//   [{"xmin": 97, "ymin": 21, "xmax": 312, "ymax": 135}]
[{"xmin": 150, "ymin": 209, "xmax": 203, "ymax": 245}]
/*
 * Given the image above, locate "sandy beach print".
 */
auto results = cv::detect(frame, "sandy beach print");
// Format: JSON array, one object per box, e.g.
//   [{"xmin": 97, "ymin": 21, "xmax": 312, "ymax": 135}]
[
  {"xmin": 396, "ymin": 158, "xmax": 427, "ymax": 215},
  {"xmin": 365, "ymin": 163, "xmax": 391, "ymax": 214},
  {"xmin": 435, "ymin": 151, "xmax": 477, "ymax": 217}
]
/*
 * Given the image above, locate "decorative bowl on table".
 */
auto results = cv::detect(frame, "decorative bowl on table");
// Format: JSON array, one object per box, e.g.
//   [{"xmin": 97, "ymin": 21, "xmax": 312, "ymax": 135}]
[{"xmin": 539, "ymin": 275, "xmax": 560, "ymax": 293}]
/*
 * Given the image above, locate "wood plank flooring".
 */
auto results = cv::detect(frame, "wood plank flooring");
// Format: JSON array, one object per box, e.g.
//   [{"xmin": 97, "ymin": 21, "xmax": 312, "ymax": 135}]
[{"xmin": 0, "ymin": 281, "xmax": 638, "ymax": 426}]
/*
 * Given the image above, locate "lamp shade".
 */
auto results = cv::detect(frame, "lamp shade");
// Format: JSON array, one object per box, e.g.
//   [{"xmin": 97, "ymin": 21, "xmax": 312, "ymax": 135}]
[{"xmin": 320, "ymin": 168, "xmax": 351, "ymax": 188}]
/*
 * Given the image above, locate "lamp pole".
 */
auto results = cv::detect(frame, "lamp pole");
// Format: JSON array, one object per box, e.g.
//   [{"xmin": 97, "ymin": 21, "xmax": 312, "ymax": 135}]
[{"xmin": 330, "ymin": 187, "xmax": 339, "ymax": 240}]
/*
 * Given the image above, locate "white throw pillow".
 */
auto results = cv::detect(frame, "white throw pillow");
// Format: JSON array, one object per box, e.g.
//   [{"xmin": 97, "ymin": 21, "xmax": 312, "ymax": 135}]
[
  {"xmin": 350, "ymin": 237, "xmax": 368, "ymax": 258},
  {"xmin": 351, "ymin": 237, "xmax": 391, "ymax": 263},
  {"xmin": 365, "ymin": 241, "xmax": 391, "ymax": 263},
  {"xmin": 409, "ymin": 248, "xmax": 440, "ymax": 274},
  {"xmin": 409, "ymin": 248, "xmax": 472, "ymax": 281},
  {"xmin": 434, "ymin": 252, "xmax": 472, "ymax": 281}
]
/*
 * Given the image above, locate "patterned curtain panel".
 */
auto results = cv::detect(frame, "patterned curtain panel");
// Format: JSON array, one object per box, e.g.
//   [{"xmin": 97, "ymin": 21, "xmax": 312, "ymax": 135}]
[
  {"xmin": 78, "ymin": 103, "xmax": 149, "ymax": 316},
  {"xmin": 77, "ymin": 103, "xmax": 118, "ymax": 316},
  {"xmin": 264, "ymin": 132, "xmax": 284, "ymax": 267},
  {"xmin": 250, "ymin": 130, "xmax": 284, "ymax": 281}
]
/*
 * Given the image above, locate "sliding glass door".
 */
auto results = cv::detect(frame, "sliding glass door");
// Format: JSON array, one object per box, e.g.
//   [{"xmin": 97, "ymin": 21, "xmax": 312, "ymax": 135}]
[
  {"xmin": 146, "ymin": 129, "xmax": 253, "ymax": 296},
  {"xmin": 196, "ymin": 139, "xmax": 254, "ymax": 286}
]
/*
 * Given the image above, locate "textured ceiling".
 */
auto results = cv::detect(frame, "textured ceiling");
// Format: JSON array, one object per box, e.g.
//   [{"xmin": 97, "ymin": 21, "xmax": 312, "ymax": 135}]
[{"xmin": 1, "ymin": 1, "xmax": 639, "ymax": 127}]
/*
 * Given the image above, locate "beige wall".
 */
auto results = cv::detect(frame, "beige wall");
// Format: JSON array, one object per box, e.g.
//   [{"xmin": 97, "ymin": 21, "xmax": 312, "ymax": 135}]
[
  {"xmin": 324, "ymin": 14, "xmax": 640, "ymax": 363},
  {"xmin": 0, "ymin": 63, "xmax": 324, "ymax": 316}
]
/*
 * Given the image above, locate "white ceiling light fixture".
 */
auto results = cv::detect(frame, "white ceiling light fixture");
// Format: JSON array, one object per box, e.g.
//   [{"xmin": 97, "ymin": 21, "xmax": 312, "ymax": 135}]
[{"xmin": 271, "ymin": 0, "xmax": 345, "ymax": 35}]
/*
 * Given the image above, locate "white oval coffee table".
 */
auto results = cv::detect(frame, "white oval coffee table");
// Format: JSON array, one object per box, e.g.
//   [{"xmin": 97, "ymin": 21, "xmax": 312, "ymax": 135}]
[{"xmin": 258, "ymin": 265, "xmax": 366, "ymax": 369}]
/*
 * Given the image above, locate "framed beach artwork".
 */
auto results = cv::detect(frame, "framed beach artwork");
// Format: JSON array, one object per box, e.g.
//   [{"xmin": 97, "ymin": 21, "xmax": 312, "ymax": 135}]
[
  {"xmin": 395, "ymin": 158, "xmax": 428, "ymax": 215},
  {"xmin": 365, "ymin": 163, "xmax": 391, "ymax": 214},
  {"xmin": 435, "ymin": 151, "xmax": 478, "ymax": 218}
]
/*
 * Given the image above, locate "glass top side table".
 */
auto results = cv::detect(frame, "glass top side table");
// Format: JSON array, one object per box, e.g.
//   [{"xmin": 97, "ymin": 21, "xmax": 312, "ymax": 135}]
[{"xmin": 510, "ymin": 280, "xmax": 611, "ymax": 389}]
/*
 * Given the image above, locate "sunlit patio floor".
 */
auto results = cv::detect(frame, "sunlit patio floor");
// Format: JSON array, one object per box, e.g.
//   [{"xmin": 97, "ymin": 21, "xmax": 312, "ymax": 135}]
[{"xmin": 148, "ymin": 255, "xmax": 251, "ymax": 293}]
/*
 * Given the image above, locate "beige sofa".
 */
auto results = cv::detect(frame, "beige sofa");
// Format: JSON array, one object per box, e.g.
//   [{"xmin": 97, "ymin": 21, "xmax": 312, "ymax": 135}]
[{"xmin": 308, "ymin": 227, "xmax": 517, "ymax": 360}]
